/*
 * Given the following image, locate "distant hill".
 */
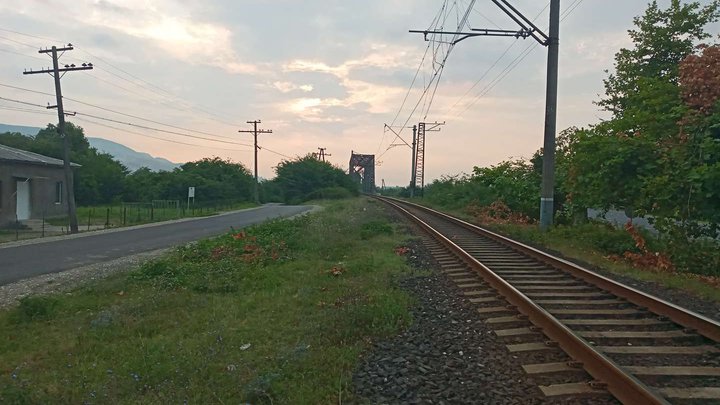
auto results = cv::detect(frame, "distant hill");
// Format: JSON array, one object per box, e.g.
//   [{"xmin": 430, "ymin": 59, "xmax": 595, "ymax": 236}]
[
  {"xmin": 0, "ymin": 123, "xmax": 42, "ymax": 136},
  {"xmin": 0, "ymin": 123, "xmax": 181, "ymax": 172},
  {"xmin": 88, "ymin": 137, "xmax": 180, "ymax": 172}
]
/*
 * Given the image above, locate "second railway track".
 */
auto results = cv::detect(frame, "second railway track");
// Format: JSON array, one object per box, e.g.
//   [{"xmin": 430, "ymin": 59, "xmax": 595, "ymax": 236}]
[{"xmin": 378, "ymin": 196, "xmax": 720, "ymax": 404}]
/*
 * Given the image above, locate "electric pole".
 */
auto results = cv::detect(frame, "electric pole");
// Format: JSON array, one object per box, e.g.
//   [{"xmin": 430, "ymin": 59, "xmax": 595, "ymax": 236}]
[
  {"xmin": 411, "ymin": 0, "xmax": 560, "ymax": 229},
  {"xmin": 23, "ymin": 44, "xmax": 93, "ymax": 234},
  {"xmin": 410, "ymin": 125, "xmax": 417, "ymax": 197},
  {"xmin": 317, "ymin": 147, "xmax": 331, "ymax": 162},
  {"xmin": 239, "ymin": 120, "xmax": 272, "ymax": 204},
  {"xmin": 412, "ymin": 122, "xmax": 444, "ymax": 197},
  {"xmin": 540, "ymin": 0, "xmax": 560, "ymax": 231}
]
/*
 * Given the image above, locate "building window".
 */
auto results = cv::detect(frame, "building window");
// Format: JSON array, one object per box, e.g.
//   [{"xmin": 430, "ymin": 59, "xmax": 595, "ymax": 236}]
[{"xmin": 55, "ymin": 181, "xmax": 63, "ymax": 204}]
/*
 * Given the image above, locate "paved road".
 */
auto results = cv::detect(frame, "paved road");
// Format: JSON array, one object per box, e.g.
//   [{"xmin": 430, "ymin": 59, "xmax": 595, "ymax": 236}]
[{"xmin": 0, "ymin": 204, "xmax": 312, "ymax": 286}]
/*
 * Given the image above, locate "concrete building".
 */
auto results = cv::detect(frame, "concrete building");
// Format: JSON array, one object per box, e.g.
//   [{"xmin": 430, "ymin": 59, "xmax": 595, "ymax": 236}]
[{"xmin": 0, "ymin": 144, "xmax": 79, "ymax": 226}]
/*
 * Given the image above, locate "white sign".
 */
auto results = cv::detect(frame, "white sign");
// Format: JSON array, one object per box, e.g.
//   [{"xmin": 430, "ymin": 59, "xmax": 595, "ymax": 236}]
[{"xmin": 188, "ymin": 186, "xmax": 195, "ymax": 198}]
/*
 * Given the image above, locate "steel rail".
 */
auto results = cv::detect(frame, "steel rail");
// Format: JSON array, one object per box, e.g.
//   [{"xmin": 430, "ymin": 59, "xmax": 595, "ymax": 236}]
[
  {"xmin": 378, "ymin": 196, "xmax": 669, "ymax": 404},
  {"xmin": 385, "ymin": 196, "xmax": 720, "ymax": 343}
]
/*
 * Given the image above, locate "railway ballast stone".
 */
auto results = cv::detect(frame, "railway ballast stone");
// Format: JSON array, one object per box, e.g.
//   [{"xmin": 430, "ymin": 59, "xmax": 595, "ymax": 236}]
[{"xmin": 353, "ymin": 238, "xmax": 618, "ymax": 404}]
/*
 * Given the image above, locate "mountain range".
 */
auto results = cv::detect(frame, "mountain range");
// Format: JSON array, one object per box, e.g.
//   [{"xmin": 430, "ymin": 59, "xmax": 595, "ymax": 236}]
[{"xmin": 0, "ymin": 123, "xmax": 181, "ymax": 172}]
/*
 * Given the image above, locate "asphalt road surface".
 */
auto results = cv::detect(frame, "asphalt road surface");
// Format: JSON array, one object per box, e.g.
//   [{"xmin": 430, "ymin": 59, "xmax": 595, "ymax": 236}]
[{"xmin": 0, "ymin": 204, "xmax": 312, "ymax": 286}]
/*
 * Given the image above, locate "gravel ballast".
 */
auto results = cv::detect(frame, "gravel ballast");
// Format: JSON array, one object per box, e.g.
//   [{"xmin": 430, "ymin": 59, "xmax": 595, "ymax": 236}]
[{"xmin": 353, "ymin": 237, "xmax": 618, "ymax": 404}]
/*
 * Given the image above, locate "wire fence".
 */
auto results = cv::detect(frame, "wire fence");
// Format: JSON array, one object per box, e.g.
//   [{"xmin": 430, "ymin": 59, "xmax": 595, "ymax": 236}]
[{"xmin": 0, "ymin": 199, "xmax": 252, "ymax": 243}]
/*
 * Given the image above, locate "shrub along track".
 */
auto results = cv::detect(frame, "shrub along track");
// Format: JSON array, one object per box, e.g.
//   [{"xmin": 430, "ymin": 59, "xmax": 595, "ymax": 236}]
[{"xmin": 377, "ymin": 196, "xmax": 720, "ymax": 404}]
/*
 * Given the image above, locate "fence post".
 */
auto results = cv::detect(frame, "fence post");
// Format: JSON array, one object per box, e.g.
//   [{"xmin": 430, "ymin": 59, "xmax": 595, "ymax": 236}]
[
  {"xmin": 87, "ymin": 209, "xmax": 91, "ymax": 231},
  {"xmin": 151, "ymin": 205, "xmax": 154, "ymax": 221},
  {"xmin": 105, "ymin": 208, "xmax": 110, "ymax": 228},
  {"xmin": 123, "ymin": 206, "xmax": 127, "ymax": 226}
]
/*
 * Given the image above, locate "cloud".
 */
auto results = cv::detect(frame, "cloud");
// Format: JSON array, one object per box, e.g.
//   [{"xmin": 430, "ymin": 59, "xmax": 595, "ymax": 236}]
[
  {"xmin": 279, "ymin": 43, "xmax": 421, "ymax": 120},
  {"xmin": 273, "ymin": 81, "xmax": 314, "ymax": 93},
  {"xmin": 1, "ymin": 0, "xmax": 259, "ymax": 75}
]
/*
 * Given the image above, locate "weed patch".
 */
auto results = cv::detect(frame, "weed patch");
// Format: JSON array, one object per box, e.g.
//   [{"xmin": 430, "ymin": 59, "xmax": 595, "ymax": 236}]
[{"xmin": 0, "ymin": 197, "xmax": 413, "ymax": 403}]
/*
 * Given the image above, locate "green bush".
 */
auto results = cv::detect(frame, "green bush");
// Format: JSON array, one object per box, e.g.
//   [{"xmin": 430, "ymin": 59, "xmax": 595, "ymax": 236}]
[
  {"xmin": 14, "ymin": 296, "xmax": 60, "ymax": 322},
  {"xmin": 549, "ymin": 222, "xmax": 639, "ymax": 256},
  {"xmin": 306, "ymin": 186, "xmax": 353, "ymax": 200},
  {"xmin": 359, "ymin": 220, "xmax": 393, "ymax": 240}
]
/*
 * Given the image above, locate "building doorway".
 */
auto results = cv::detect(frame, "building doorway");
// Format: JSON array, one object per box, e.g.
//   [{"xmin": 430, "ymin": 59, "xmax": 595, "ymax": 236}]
[{"xmin": 16, "ymin": 179, "xmax": 31, "ymax": 220}]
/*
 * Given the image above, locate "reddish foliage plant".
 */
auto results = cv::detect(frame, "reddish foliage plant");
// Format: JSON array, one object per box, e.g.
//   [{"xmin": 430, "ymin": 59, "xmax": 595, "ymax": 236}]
[
  {"xmin": 466, "ymin": 200, "xmax": 533, "ymax": 225},
  {"xmin": 679, "ymin": 44, "xmax": 720, "ymax": 115},
  {"xmin": 612, "ymin": 221, "xmax": 674, "ymax": 272}
]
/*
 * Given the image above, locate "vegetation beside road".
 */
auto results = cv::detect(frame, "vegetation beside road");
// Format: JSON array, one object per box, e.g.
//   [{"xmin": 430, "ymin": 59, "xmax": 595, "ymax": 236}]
[
  {"xmin": 0, "ymin": 197, "xmax": 415, "ymax": 403},
  {"xmin": 383, "ymin": 1, "xmax": 720, "ymax": 299}
]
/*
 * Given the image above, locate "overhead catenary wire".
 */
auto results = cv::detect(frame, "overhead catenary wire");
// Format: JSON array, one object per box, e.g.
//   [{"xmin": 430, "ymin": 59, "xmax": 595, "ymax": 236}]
[
  {"xmin": 447, "ymin": 0, "xmax": 584, "ymax": 120},
  {"xmin": 379, "ymin": 0, "xmax": 474, "ymax": 159}
]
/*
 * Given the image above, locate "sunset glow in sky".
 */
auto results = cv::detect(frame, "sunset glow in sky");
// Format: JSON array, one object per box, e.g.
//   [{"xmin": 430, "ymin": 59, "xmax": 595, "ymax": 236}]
[{"xmin": 1, "ymin": 1, "xmax": 712, "ymax": 185}]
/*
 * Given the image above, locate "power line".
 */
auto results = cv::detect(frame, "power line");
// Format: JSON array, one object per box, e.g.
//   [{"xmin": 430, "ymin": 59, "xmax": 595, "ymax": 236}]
[
  {"xmin": 0, "ymin": 27, "xmax": 243, "ymax": 128},
  {"xmin": 0, "ymin": 96, "xmax": 252, "ymax": 152},
  {"xmin": 380, "ymin": 1, "xmax": 475, "ymax": 159},
  {"xmin": 0, "ymin": 105, "xmax": 55, "ymax": 116},
  {"xmin": 450, "ymin": 0, "xmax": 584, "ymax": 120},
  {"xmin": 447, "ymin": 2, "xmax": 550, "ymax": 119},
  {"xmin": 0, "ymin": 82, "xmax": 241, "ymax": 142},
  {"xmin": 259, "ymin": 145, "xmax": 292, "ymax": 159},
  {"xmin": 72, "ymin": 115, "xmax": 251, "ymax": 152},
  {"xmin": 0, "ymin": 95, "xmax": 254, "ymax": 147}
]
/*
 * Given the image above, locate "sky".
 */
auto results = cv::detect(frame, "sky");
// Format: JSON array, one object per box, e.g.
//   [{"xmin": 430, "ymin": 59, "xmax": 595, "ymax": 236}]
[{"xmin": 0, "ymin": 1, "xmax": 717, "ymax": 186}]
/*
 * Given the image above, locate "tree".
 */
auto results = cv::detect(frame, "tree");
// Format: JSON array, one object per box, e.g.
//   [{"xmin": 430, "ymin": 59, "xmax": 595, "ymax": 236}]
[
  {"xmin": 1, "ymin": 123, "xmax": 129, "ymax": 205},
  {"xmin": 273, "ymin": 155, "xmax": 357, "ymax": 204},
  {"xmin": 565, "ymin": 1, "xmax": 719, "ymax": 219},
  {"xmin": 598, "ymin": 0, "xmax": 719, "ymax": 127},
  {"xmin": 471, "ymin": 159, "xmax": 540, "ymax": 218}
]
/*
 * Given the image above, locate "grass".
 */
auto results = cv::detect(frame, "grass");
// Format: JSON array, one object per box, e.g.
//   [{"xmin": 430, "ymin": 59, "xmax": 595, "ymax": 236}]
[{"xmin": 0, "ymin": 197, "xmax": 416, "ymax": 404}]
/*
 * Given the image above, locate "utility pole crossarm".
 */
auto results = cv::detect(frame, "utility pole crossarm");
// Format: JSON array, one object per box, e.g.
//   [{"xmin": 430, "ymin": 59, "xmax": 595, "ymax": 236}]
[
  {"xmin": 409, "ymin": 29, "xmax": 531, "ymax": 44},
  {"xmin": 383, "ymin": 123, "xmax": 412, "ymax": 148},
  {"xmin": 23, "ymin": 66, "xmax": 93, "ymax": 75},
  {"xmin": 492, "ymin": 0, "xmax": 550, "ymax": 45}
]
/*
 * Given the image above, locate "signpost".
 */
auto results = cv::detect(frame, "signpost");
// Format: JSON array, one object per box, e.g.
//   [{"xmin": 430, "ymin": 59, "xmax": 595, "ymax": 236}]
[{"xmin": 187, "ymin": 186, "xmax": 195, "ymax": 211}]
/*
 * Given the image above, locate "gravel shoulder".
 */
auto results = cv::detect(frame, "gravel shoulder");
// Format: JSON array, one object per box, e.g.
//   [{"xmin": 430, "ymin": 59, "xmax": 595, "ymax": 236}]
[{"xmin": 0, "ymin": 248, "xmax": 168, "ymax": 309}]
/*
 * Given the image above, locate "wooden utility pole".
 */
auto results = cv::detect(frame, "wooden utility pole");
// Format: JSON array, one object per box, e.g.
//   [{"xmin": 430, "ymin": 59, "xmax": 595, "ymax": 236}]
[
  {"xmin": 317, "ymin": 147, "xmax": 331, "ymax": 162},
  {"xmin": 23, "ymin": 44, "xmax": 92, "ymax": 234},
  {"xmin": 239, "ymin": 120, "xmax": 272, "ymax": 204}
]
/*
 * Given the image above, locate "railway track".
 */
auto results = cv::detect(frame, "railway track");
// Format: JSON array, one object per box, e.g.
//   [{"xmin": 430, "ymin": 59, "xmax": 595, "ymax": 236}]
[{"xmin": 378, "ymin": 196, "xmax": 720, "ymax": 404}]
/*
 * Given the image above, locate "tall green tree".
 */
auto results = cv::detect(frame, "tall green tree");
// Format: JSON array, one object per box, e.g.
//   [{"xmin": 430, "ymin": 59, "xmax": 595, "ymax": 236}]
[
  {"xmin": 1, "ymin": 123, "xmax": 129, "ymax": 205},
  {"xmin": 272, "ymin": 155, "xmax": 357, "ymax": 204},
  {"xmin": 566, "ymin": 0, "xmax": 719, "ymax": 220},
  {"xmin": 598, "ymin": 0, "xmax": 719, "ymax": 134}
]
